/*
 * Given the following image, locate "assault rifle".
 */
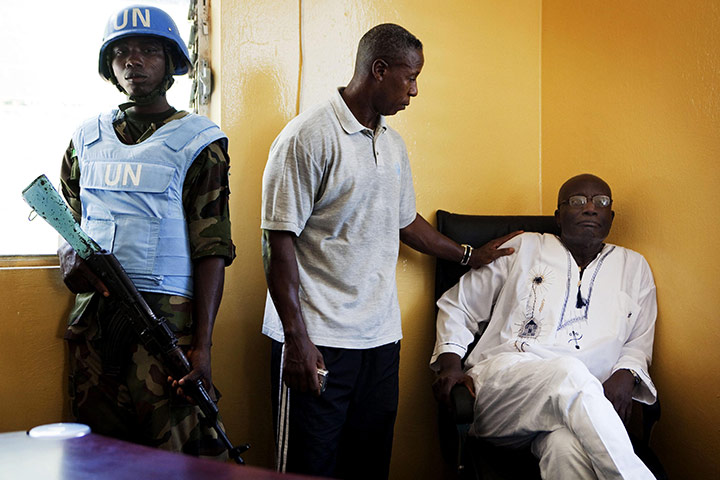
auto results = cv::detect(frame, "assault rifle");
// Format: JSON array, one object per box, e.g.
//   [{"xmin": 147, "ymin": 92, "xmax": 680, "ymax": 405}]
[{"xmin": 22, "ymin": 174, "xmax": 249, "ymax": 464}]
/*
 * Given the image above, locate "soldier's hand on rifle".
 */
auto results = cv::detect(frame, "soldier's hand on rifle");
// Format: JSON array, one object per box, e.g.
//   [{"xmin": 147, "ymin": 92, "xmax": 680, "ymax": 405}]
[
  {"xmin": 57, "ymin": 241, "xmax": 109, "ymax": 296},
  {"xmin": 169, "ymin": 344, "xmax": 216, "ymax": 403}
]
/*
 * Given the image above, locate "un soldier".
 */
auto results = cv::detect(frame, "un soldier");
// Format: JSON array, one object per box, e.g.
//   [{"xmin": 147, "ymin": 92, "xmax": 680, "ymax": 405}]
[{"xmin": 57, "ymin": 5, "xmax": 234, "ymax": 458}]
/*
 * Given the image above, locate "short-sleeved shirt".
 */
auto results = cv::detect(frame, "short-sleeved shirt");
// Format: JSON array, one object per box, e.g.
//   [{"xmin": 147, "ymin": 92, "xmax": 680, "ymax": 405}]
[{"xmin": 261, "ymin": 88, "xmax": 417, "ymax": 349}]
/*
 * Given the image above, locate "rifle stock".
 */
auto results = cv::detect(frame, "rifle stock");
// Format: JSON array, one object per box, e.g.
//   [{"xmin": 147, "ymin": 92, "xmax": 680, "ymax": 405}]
[
  {"xmin": 22, "ymin": 175, "xmax": 249, "ymax": 464},
  {"xmin": 21, "ymin": 174, "xmax": 98, "ymax": 259}
]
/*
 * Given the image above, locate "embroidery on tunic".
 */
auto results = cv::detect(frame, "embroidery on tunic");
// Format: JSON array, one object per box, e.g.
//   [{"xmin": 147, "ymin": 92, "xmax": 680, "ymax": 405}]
[
  {"xmin": 518, "ymin": 318, "xmax": 540, "ymax": 339},
  {"xmin": 556, "ymin": 246, "xmax": 616, "ymax": 339},
  {"xmin": 568, "ymin": 330, "xmax": 583, "ymax": 349},
  {"xmin": 517, "ymin": 267, "xmax": 552, "ymax": 340}
]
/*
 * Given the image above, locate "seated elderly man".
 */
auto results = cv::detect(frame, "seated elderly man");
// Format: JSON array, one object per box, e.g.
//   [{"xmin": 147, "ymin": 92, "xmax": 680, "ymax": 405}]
[{"xmin": 431, "ymin": 174, "xmax": 657, "ymax": 480}]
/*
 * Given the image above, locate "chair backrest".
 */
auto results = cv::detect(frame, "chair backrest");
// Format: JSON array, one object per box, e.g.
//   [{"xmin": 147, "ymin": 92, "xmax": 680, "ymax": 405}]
[{"xmin": 434, "ymin": 210, "xmax": 560, "ymax": 301}]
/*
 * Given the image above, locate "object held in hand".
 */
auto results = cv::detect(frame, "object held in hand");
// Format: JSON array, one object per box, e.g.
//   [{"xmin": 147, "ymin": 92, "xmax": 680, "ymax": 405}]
[{"xmin": 317, "ymin": 368, "xmax": 329, "ymax": 393}]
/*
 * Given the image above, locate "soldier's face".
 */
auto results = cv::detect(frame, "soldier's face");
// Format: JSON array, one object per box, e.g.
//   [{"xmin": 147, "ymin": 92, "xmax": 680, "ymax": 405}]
[{"xmin": 110, "ymin": 36, "xmax": 166, "ymax": 97}]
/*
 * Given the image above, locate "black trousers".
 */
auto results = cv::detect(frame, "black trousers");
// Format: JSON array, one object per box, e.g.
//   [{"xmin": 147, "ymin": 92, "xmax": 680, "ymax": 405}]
[{"xmin": 271, "ymin": 339, "xmax": 400, "ymax": 479}]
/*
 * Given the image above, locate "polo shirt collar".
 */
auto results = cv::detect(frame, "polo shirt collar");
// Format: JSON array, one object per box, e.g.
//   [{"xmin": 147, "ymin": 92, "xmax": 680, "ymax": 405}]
[{"xmin": 331, "ymin": 87, "xmax": 387, "ymax": 135}]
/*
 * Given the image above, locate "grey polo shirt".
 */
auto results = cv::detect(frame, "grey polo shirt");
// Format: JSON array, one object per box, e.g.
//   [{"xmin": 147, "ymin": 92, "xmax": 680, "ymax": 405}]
[{"xmin": 261, "ymin": 88, "xmax": 417, "ymax": 349}]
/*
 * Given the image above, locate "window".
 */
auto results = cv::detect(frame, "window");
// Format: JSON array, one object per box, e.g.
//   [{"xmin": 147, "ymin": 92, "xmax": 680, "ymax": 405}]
[{"xmin": 0, "ymin": 0, "xmax": 191, "ymax": 256}]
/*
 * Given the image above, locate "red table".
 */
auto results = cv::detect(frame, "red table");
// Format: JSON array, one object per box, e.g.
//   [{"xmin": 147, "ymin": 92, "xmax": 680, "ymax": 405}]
[{"xmin": 0, "ymin": 430, "xmax": 321, "ymax": 479}]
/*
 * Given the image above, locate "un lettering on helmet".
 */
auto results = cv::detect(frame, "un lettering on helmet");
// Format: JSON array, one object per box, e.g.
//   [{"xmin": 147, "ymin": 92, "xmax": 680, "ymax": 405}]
[{"xmin": 113, "ymin": 8, "xmax": 151, "ymax": 31}]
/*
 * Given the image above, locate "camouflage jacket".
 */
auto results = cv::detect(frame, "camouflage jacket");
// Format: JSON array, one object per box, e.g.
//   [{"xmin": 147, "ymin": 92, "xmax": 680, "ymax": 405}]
[{"xmin": 61, "ymin": 108, "xmax": 235, "ymax": 340}]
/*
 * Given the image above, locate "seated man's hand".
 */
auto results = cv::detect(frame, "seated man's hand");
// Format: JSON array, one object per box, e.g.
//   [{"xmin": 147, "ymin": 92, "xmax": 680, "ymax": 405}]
[
  {"xmin": 603, "ymin": 369, "xmax": 636, "ymax": 424},
  {"xmin": 432, "ymin": 353, "xmax": 475, "ymax": 408},
  {"xmin": 468, "ymin": 230, "xmax": 522, "ymax": 268},
  {"xmin": 58, "ymin": 241, "xmax": 109, "ymax": 296}
]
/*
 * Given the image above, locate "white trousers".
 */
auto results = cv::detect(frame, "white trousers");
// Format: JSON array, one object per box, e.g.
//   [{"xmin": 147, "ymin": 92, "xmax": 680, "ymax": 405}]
[{"xmin": 468, "ymin": 353, "xmax": 654, "ymax": 480}]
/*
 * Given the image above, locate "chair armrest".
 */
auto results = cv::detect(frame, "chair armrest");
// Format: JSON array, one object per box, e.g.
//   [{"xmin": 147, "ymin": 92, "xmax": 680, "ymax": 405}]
[
  {"xmin": 641, "ymin": 398, "xmax": 661, "ymax": 447},
  {"xmin": 437, "ymin": 384, "xmax": 475, "ymax": 472},
  {"xmin": 450, "ymin": 384, "xmax": 475, "ymax": 425}
]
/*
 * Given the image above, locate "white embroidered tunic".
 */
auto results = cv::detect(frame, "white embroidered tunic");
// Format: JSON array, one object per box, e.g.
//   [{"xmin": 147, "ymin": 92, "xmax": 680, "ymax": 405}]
[{"xmin": 431, "ymin": 232, "xmax": 657, "ymax": 404}]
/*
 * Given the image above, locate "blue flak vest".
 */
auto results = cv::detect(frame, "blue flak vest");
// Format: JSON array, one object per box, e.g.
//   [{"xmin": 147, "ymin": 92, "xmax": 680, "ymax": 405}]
[{"xmin": 73, "ymin": 110, "xmax": 228, "ymax": 298}]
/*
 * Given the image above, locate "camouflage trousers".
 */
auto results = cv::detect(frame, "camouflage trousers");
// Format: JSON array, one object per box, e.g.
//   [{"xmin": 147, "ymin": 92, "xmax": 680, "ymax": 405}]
[{"xmin": 66, "ymin": 293, "xmax": 228, "ymax": 460}]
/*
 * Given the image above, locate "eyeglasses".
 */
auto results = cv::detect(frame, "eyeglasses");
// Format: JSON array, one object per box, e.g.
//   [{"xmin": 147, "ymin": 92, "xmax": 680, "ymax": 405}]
[{"xmin": 559, "ymin": 195, "xmax": 612, "ymax": 208}]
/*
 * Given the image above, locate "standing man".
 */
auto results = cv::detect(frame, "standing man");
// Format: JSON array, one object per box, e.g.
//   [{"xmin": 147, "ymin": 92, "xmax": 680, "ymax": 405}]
[
  {"xmin": 58, "ymin": 5, "xmax": 234, "ymax": 458},
  {"xmin": 261, "ymin": 23, "xmax": 517, "ymax": 478}
]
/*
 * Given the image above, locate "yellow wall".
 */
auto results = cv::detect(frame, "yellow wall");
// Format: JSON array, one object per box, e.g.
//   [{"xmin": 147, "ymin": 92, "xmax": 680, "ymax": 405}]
[
  {"xmin": 0, "ymin": 262, "xmax": 73, "ymax": 430},
  {"xmin": 5, "ymin": 0, "xmax": 716, "ymax": 479},
  {"xmin": 209, "ymin": 0, "xmax": 299, "ymax": 469},
  {"xmin": 541, "ymin": 1, "xmax": 720, "ymax": 478}
]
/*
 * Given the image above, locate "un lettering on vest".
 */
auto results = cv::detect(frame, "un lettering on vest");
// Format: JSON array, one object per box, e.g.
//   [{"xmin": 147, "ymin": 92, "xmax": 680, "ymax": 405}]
[
  {"xmin": 114, "ymin": 8, "xmax": 150, "ymax": 30},
  {"xmin": 104, "ymin": 163, "xmax": 142, "ymax": 187}
]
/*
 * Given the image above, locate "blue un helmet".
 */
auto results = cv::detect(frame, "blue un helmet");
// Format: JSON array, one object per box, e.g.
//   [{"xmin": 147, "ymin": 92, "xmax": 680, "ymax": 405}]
[{"xmin": 98, "ymin": 4, "xmax": 192, "ymax": 81}]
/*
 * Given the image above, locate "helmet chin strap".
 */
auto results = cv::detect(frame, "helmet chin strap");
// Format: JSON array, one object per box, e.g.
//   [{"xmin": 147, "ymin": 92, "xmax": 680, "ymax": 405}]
[{"xmin": 117, "ymin": 76, "xmax": 174, "ymax": 111}]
